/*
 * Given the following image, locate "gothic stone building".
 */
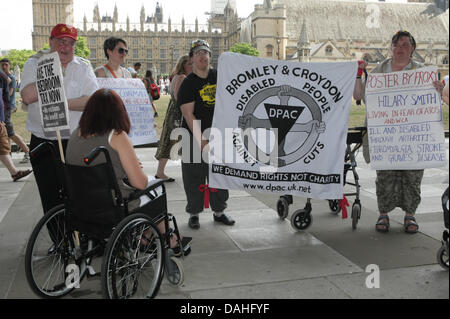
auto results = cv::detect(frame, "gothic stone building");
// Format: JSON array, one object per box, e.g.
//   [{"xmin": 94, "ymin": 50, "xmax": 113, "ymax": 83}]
[{"xmin": 32, "ymin": 0, "xmax": 448, "ymax": 76}]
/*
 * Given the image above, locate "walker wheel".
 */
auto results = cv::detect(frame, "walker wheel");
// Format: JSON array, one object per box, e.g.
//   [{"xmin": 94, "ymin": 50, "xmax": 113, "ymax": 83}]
[
  {"xmin": 166, "ymin": 256, "xmax": 184, "ymax": 286},
  {"xmin": 351, "ymin": 202, "xmax": 361, "ymax": 230},
  {"xmin": 437, "ymin": 245, "xmax": 449, "ymax": 270},
  {"xmin": 290, "ymin": 209, "xmax": 312, "ymax": 231},
  {"xmin": 276, "ymin": 196, "xmax": 289, "ymax": 220},
  {"xmin": 328, "ymin": 200, "xmax": 341, "ymax": 215}
]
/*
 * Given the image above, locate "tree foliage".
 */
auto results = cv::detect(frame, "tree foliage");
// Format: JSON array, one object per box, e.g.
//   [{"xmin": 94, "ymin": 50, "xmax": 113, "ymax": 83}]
[
  {"xmin": 0, "ymin": 49, "xmax": 36, "ymax": 70},
  {"xmin": 229, "ymin": 43, "xmax": 259, "ymax": 57}
]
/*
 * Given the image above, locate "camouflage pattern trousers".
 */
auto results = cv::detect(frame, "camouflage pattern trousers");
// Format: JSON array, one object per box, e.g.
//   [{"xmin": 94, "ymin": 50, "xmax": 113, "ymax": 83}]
[{"xmin": 375, "ymin": 169, "xmax": 424, "ymax": 215}]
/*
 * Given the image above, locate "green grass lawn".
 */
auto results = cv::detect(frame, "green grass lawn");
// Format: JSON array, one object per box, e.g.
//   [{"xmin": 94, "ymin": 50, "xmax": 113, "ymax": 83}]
[{"xmin": 10, "ymin": 93, "xmax": 450, "ymax": 144}]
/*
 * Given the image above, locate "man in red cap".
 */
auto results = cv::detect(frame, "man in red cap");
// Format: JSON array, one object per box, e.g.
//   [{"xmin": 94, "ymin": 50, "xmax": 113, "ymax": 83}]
[{"xmin": 20, "ymin": 23, "xmax": 99, "ymax": 215}]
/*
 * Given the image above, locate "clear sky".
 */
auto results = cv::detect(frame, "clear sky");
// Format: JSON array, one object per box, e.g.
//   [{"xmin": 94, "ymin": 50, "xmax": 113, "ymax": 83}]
[{"xmin": 0, "ymin": 0, "xmax": 262, "ymax": 51}]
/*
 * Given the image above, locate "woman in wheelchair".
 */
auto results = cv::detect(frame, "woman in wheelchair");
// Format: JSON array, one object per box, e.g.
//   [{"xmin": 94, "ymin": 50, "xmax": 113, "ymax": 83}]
[{"xmin": 66, "ymin": 88, "xmax": 191, "ymax": 252}]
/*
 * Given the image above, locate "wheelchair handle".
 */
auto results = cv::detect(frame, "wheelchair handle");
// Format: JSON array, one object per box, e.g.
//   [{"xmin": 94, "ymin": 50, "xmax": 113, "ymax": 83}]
[
  {"xmin": 83, "ymin": 146, "xmax": 112, "ymax": 166},
  {"xmin": 29, "ymin": 142, "xmax": 59, "ymax": 161}
]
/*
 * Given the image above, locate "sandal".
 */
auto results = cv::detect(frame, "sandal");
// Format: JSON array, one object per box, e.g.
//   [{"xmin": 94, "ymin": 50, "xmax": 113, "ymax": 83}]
[
  {"xmin": 11, "ymin": 169, "xmax": 32, "ymax": 182},
  {"xmin": 404, "ymin": 215, "xmax": 419, "ymax": 234},
  {"xmin": 375, "ymin": 215, "xmax": 390, "ymax": 233}
]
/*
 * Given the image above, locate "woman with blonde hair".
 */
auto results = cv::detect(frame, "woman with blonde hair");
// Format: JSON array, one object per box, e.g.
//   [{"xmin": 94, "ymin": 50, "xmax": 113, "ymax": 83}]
[{"xmin": 155, "ymin": 54, "xmax": 192, "ymax": 182}]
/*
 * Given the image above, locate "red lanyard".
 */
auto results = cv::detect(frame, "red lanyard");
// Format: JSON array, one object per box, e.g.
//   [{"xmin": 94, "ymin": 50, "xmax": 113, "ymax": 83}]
[{"xmin": 104, "ymin": 64, "xmax": 118, "ymax": 78}]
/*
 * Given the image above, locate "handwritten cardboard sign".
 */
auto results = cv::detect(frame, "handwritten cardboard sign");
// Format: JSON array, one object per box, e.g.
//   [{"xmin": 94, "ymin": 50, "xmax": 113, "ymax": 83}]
[
  {"xmin": 36, "ymin": 52, "xmax": 70, "ymax": 132},
  {"xmin": 365, "ymin": 66, "xmax": 447, "ymax": 170},
  {"xmin": 97, "ymin": 78, "xmax": 158, "ymax": 146}
]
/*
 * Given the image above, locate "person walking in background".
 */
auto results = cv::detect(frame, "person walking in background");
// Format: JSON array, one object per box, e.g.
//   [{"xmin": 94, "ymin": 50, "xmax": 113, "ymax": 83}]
[
  {"xmin": 354, "ymin": 30, "xmax": 444, "ymax": 234},
  {"xmin": 143, "ymin": 70, "xmax": 159, "ymax": 117},
  {"xmin": 20, "ymin": 23, "xmax": 98, "ymax": 214},
  {"xmin": 155, "ymin": 55, "xmax": 192, "ymax": 182},
  {"xmin": 95, "ymin": 37, "xmax": 132, "ymax": 79},
  {"xmin": 0, "ymin": 58, "xmax": 30, "ymax": 163},
  {"xmin": 1, "ymin": 68, "xmax": 32, "ymax": 181},
  {"xmin": 178, "ymin": 39, "xmax": 235, "ymax": 229}
]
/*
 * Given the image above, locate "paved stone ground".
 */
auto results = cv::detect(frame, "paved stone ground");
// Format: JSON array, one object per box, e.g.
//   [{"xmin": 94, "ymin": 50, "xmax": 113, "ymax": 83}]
[{"xmin": 0, "ymin": 141, "xmax": 448, "ymax": 300}]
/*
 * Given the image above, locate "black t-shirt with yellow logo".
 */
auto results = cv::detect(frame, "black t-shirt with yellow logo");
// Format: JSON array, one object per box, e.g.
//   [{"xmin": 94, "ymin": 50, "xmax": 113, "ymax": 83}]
[{"xmin": 177, "ymin": 68, "xmax": 217, "ymax": 134}]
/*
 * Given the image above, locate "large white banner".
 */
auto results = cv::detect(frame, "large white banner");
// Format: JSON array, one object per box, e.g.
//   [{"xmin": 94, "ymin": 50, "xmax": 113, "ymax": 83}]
[
  {"xmin": 36, "ymin": 52, "xmax": 70, "ymax": 132},
  {"xmin": 97, "ymin": 78, "xmax": 158, "ymax": 146},
  {"xmin": 208, "ymin": 53, "xmax": 357, "ymax": 200},
  {"xmin": 365, "ymin": 66, "xmax": 446, "ymax": 170}
]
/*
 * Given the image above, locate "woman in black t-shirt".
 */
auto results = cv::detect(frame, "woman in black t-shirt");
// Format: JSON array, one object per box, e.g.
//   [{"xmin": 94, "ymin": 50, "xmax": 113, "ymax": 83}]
[{"xmin": 177, "ymin": 39, "xmax": 235, "ymax": 230}]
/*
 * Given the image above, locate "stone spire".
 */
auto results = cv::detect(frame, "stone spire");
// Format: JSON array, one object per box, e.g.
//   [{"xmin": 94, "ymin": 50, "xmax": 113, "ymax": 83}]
[
  {"xmin": 263, "ymin": 0, "xmax": 272, "ymax": 9},
  {"xmin": 113, "ymin": 4, "xmax": 118, "ymax": 23},
  {"xmin": 140, "ymin": 5, "xmax": 145, "ymax": 32},
  {"xmin": 83, "ymin": 14, "xmax": 87, "ymax": 32},
  {"xmin": 297, "ymin": 20, "xmax": 310, "ymax": 62}
]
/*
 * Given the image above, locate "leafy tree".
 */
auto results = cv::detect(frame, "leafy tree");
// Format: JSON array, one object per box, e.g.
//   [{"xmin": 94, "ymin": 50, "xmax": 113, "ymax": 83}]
[
  {"xmin": 0, "ymin": 49, "xmax": 36, "ymax": 70},
  {"xmin": 230, "ymin": 43, "xmax": 259, "ymax": 57},
  {"xmin": 40, "ymin": 36, "xmax": 90, "ymax": 59}
]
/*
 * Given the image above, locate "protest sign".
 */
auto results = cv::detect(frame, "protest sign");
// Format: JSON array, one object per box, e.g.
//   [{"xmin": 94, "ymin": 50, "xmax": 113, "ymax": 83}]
[
  {"xmin": 208, "ymin": 52, "xmax": 357, "ymax": 200},
  {"xmin": 97, "ymin": 78, "xmax": 158, "ymax": 146},
  {"xmin": 36, "ymin": 52, "xmax": 70, "ymax": 132},
  {"xmin": 365, "ymin": 66, "xmax": 446, "ymax": 170}
]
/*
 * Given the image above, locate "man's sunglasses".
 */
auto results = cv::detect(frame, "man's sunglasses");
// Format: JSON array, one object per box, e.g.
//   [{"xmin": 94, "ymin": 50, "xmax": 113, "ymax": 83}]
[{"xmin": 118, "ymin": 48, "xmax": 129, "ymax": 55}]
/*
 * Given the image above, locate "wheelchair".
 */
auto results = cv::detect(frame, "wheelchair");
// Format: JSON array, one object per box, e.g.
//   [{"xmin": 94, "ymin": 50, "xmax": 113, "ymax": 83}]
[{"xmin": 24, "ymin": 142, "xmax": 190, "ymax": 299}]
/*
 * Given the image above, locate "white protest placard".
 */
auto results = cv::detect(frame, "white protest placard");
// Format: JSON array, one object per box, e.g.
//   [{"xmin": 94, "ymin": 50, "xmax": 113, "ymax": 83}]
[
  {"xmin": 365, "ymin": 66, "xmax": 447, "ymax": 170},
  {"xmin": 208, "ymin": 52, "xmax": 357, "ymax": 200},
  {"xmin": 36, "ymin": 52, "xmax": 70, "ymax": 132},
  {"xmin": 97, "ymin": 78, "xmax": 158, "ymax": 146}
]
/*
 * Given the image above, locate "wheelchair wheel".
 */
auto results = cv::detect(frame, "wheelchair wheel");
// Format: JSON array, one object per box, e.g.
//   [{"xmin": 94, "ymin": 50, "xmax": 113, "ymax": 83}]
[
  {"xmin": 276, "ymin": 196, "xmax": 289, "ymax": 220},
  {"xmin": 328, "ymin": 200, "xmax": 341, "ymax": 215},
  {"xmin": 437, "ymin": 245, "xmax": 449, "ymax": 270},
  {"xmin": 290, "ymin": 209, "xmax": 312, "ymax": 231},
  {"xmin": 25, "ymin": 205, "xmax": 87, "ymax": 298},
  {"xmin": 166, "ymin": 256, "xmax": 184, "ymax": 286},
  {"xmin": 102, "ymin": 213, "xmax": 165, "ymax": 299},
  {"xmin": 351, "ymin": 202, "xmax": 361, "ymax": 230}
]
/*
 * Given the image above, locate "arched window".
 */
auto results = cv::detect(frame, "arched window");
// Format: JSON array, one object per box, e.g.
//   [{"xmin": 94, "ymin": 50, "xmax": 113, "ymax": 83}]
[
  {"xmin": 443, "ymin": 56, "xmax": 449, "ymax": 65},
  {"xmin": 266, "ymin": 44, "xmax": 274, "ymax": 57},
  {"xmin": 325, "ymin": 45, "xmax": 333, "ymax": 56}
]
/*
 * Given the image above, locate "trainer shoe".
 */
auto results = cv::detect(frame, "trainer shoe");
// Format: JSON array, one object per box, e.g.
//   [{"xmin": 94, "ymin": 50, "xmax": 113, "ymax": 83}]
[
  {"xmin": 20, "ymin": 153, "xmax": 30, "ymax": 164},
  {"xmin": 188, "ymin": 215, "xmax": 200, "ymax": 229},
  {"xmin": 213, "ymin": 213, "xmax": 235, "ymax": 226}
]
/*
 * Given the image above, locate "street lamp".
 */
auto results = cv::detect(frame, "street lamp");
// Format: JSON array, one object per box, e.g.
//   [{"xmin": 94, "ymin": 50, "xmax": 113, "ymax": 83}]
[{"xmin": 277, "ymin": 38, "xmax": 281, "ymax": 60}]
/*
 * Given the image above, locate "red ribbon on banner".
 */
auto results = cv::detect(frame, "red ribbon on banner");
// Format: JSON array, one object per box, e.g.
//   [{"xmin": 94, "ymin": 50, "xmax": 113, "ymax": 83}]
[
  {"xmin": 339, "ymin": 196, "xmax": 350, "ymax": 219},
  {"xmin": 198, "ymin": 184, "xmax": 218, "ymax": 209}
]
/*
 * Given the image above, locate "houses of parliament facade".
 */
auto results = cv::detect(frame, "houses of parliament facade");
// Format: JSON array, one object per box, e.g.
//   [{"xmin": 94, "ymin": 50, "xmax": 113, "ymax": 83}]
[{"xmin": 32, "ymin": 0, "xmax": 448, "ymax": 75}]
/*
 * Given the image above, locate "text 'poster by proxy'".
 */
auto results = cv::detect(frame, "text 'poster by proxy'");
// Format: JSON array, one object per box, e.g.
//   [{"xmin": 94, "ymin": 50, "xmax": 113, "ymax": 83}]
[{"xmin": 365, "ymin": 66, "xmax": 446, "ymax": 170}]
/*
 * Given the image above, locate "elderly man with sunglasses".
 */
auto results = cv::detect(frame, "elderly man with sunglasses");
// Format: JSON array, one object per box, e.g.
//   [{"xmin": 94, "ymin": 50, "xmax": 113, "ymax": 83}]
[
  {"xmin": 178, "ymin": 39, "xmax": 235, "ymax": 229},
  {"xmin": 20, "ymin": 23, "xmax": 99, "ymax": 216}
]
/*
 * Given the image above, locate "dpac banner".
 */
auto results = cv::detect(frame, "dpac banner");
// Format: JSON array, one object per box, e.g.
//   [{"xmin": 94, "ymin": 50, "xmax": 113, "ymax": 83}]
[
  {"xmin": 365, "ymin": 66, "xmax": 446, "ymax": 170},
  {"xmin": 208, "ymin": 52, "xmax": 357, "ymax": 200},
  {"xmin": 36, "ymin": 52, "xmax": 70, "ymax": 132},
  {"xmin": 97, "ymin": 78, "xmax": 158, "ymax": 146}
]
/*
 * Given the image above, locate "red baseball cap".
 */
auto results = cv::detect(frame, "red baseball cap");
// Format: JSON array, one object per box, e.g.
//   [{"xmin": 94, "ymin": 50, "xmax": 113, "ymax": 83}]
[{"xmin": 50, "ymin": 24, "xmax": 77, "ymax": 41}]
